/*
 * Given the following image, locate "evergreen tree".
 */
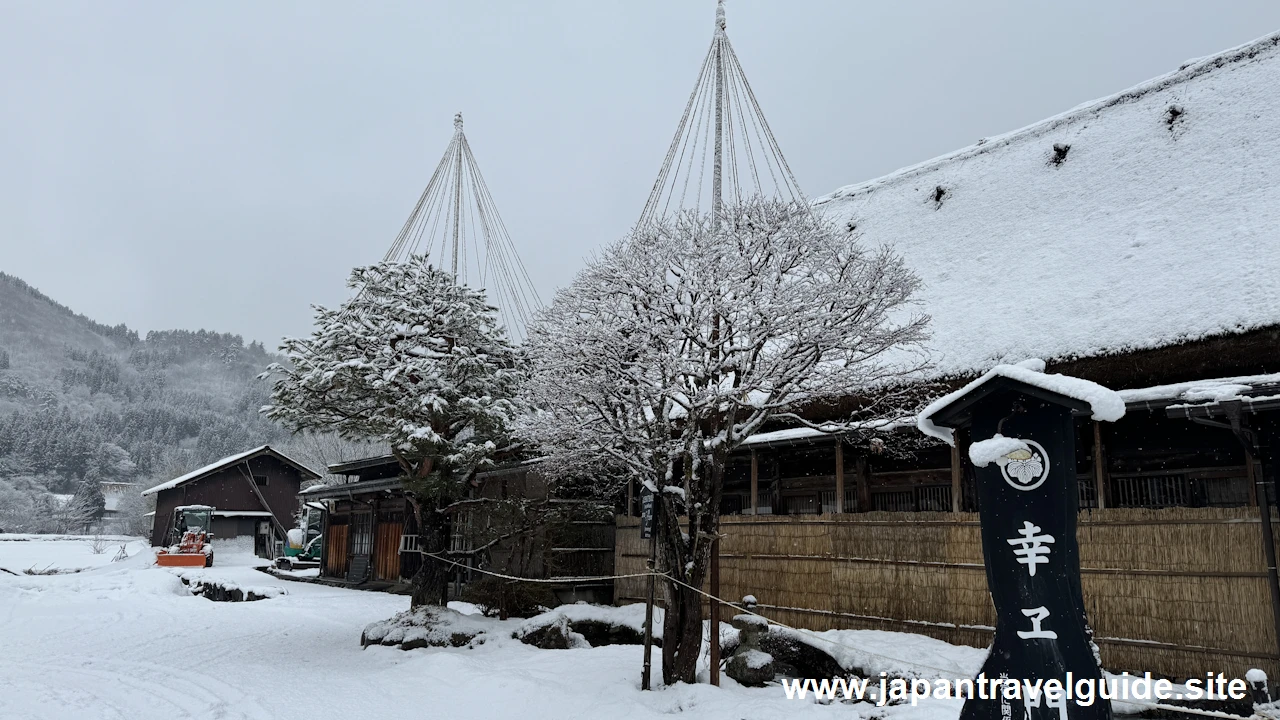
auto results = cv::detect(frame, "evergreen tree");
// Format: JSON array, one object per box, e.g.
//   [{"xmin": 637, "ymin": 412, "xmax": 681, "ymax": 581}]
[
  {"xmin": 262, "ymin": 256, "xmax": 520, "ymax": 607},
  {"xmin": 71, "ymin": 475, "xmax": 106, "ymax": 529}
]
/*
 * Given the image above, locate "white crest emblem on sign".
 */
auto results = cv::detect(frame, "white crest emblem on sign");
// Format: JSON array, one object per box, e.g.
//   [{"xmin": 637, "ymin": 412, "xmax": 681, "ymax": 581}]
[{"xmin": 995, "ymin": 439, "xmax": 1050, "ymax": 491}]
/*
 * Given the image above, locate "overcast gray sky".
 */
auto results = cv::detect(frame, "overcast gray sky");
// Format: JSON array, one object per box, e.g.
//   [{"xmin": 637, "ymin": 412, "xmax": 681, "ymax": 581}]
[{"xmin": 4, "ymin": 1, "xmax": 1280, "ymax": 346}]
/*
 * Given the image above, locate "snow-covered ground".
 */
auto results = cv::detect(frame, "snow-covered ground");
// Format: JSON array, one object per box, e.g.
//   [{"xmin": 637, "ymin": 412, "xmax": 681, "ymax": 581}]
[
  {"xmin": 0, "ymin": 537, "xmax": 986, "ymax": 720},
  {"xmin": 0, "ymin": 534, "xmax": 149, "ymax": 575}
]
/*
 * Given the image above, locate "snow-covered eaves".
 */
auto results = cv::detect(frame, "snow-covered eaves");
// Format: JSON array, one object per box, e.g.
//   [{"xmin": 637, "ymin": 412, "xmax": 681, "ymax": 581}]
[
  {"xmin": 299, "ymin": 477, "xmax": 404, "ymax": 500},
  {"xmin": 741, "ymin": 418, "xmax": 914, "ymax": 448},
  {"xmin": 326, "ymin": 454, "xmax": 397, "ymax": 476},
  {"xmin": 917, "ymin": 360, "xmax": 1125, "ymax": 444},
  {"xmin": 1119, "ymin": 372, "xmax": 1280, "ymax": 408},
  {"xmin": 814, "ymin": 31, "xmax": 1280, "ymax": 380},
  {"xmin": 140, "ymin": 446, "xmax": 321, "ymax": 497}
]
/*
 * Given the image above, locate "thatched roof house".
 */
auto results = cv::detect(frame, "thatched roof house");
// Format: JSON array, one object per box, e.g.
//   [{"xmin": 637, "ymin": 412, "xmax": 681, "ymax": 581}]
[
  {"xmin": 615, "ymin": 30, "xmax": 1280, "ymax": 681},
  {"xmin": 814, "ymin": 31, "xmax": 1280, "ymax": 390}
]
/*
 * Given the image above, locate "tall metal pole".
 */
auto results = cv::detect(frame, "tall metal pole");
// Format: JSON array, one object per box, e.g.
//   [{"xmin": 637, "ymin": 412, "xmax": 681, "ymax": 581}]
[
  {"xmin": 711, "ymin": 1, "xmax": 725, "ymax": 220},
  {"xmin": 708, "ymin": 0, "xmax": 727, "ymax": 689},
  {"xmin": 450, "ymin": 112, "xmax": 464, "ymax": 277}
]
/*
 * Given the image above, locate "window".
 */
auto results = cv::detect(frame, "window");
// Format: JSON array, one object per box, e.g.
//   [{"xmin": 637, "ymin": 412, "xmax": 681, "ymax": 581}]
[
  {"xmin": 871, "ymin": 486, "xmax": 953, "ymax": 512},
  {"xmin": 351, "ymin": 511, "xmax": 373, "ymax": 556},
  {"xmin": 254, "ymin": 475, "xmax": 269, "ymax": 487}
]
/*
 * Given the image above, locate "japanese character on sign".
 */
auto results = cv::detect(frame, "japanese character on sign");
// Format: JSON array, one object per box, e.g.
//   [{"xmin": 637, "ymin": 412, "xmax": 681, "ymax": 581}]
[
  {"xmin": 1017, "ymin": 606, "xmax": 1058, "ymax": 640},
  {"xmin": 1007, "ymin": 521, "xmax": 1055, "ymax": 577}
]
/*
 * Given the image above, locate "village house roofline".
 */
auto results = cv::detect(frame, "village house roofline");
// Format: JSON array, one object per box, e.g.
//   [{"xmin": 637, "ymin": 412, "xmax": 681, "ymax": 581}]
[
  {"xmin": 326, "ymin": 454, "xmax": 398, "ymax": 475},
  {"xmin": 815, "ymin": 31, "xmax": 1280, "ymax": 208},
  {"xmin": 744, "ymin": 370, "xmax": 1280, "ymax": 449},
  {"xmin": 140, "ymin": 445, "xmax": 321, "ymax": 497},
  {"xmin": 301, "ymin": 476, "xmax": 403, "ymax": 500},
  {"xmin": 811, "ymin": 29, "xmax": 1280, "ymax": 380}
]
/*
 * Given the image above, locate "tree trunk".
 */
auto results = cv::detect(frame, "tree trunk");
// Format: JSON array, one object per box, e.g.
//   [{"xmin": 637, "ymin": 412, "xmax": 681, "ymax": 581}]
[
  {"xmin": 410, "ymin": 503, "xmax": 451, "ymax": 609},
  {"xmin": 657, "ymin": 443, "xmax": 727, "ymax": 685},
  {"xmin": 661, "ymin": 580, "xmax": 705, "ymax": 684},
  {"xmin": 657, "ymin": 496, "xmax": 713, "ymax": 684}
]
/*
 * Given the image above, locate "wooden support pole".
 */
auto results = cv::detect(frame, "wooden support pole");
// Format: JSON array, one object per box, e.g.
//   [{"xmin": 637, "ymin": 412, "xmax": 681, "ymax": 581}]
[
  {"xmin": 750, "ymin": 450, "xmax": 759, "ymax": 515},
  {"xmin": 1247, "ymin": 453, "xmax": 1260, "ymax": 507},
  {"xmin": 641, "ymin": 520, "xmax": 657, "ymax": 690},
  {"xmin": 627, "ymin": 478, "xmax": 636, "ymax": 516},
  {"xmin": 709, "ymin": 537, "xmax": 721, "ymax": 686},
  {"xmin": 855, "ymin": 456, "xmax": 871, "ymax": 513},
  {"xmin": 1092, "ymin": 421, "xmax": 1109, "ymax": 510},
  {"xmin": 834, "ymin": 442, "xmax": 845, "ymax": 514},
  {"xmin": 773, "ymin": 457, "xmax": 782, "ymax": 515},
  {"xmin": 1248, "ymin": 442, "xmax": 1280, "ymax": 665},
  {"xmin": 950, "ymin": 438, "xmax": 964, "ymax": 514}
]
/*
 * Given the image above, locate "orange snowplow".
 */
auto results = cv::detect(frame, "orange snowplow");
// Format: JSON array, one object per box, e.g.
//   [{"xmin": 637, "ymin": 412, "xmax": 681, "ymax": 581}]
[{"xmin": 156, "ymin": 505, "xmax": 215, "ymax": 568}]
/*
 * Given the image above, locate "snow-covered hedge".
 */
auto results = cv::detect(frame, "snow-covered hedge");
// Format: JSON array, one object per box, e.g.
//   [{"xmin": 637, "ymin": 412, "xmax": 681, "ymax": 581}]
[
  {"xmin": 363, "ymin": 603, "xmax": 664, "ymax": 651},
  {"xmin": 171, "ymin": 569, "xmax": 286, "ymax": 602},
  {"xmin": 361, "ymin": 606, "xmax": 496, "ymax": 650}
]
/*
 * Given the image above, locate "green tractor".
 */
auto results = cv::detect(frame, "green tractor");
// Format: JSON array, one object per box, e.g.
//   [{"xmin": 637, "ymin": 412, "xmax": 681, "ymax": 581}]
[{"xmin": 276, "ymin": 502, "xmax": 324, "ymax": 571}]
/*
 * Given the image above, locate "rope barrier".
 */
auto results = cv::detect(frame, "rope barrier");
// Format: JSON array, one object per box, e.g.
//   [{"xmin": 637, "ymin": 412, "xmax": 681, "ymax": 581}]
[{"xmin": 418, "ymin": 550, "xmax": 1266, "ymax": 718}]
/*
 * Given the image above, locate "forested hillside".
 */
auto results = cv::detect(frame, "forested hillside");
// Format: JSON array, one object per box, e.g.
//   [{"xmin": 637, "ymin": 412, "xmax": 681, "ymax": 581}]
[{"xmin": 0, "ymin": 272, "xmax": 369, "ymax": 533}]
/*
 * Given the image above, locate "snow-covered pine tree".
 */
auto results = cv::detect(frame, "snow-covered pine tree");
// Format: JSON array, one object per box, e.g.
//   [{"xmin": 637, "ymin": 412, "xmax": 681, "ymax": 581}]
[
  {"xmin": 261, "ymin": 256, "xmax": 520, "ymax": 607},
  {"xmin": 70, "ymin": 475, "xmax": 106, "ymax": 530},
  {"xmin": 523, "ymin": 198, "xmax": 929, "ymax": 684}
]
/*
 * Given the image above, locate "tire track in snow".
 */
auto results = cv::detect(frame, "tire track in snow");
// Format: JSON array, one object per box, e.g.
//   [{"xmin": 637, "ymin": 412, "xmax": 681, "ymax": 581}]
[{"xmin": 3, "ymin": 658, "xmax": 274, "ymax": 720}]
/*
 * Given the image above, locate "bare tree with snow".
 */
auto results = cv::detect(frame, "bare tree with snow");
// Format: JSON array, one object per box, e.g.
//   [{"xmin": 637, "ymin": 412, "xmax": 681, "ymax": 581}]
[
  {"xmin": 261, "ymin": 256, "xmax": 520, "ymax": 607},
  {"xmin": 523, "ymin": 198, "xmax": 928, "ymax": 684}
]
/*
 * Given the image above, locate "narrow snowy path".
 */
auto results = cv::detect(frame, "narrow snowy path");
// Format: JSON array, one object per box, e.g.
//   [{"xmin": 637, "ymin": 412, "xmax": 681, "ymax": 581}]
[{"xmin": 0, "ymin": 544, "xmax": 961, "ymax": 720}]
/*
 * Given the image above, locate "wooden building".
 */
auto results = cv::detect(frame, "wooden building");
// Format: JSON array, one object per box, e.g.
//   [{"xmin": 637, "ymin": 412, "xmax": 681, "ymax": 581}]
[
  {"xmin": 305, "ymin": 455, "xmax": 614, "ymax": 602},
  {"xmin": 616, "ymin": 31, "xmax": 1280, "ymax": 682},
  {"xmin": 302, "ymin": 455, "xmax": 415, "ymax": 587},
  {"xmin": 141, "ymin": 445, "xmax": 320, "ymax": 556}
]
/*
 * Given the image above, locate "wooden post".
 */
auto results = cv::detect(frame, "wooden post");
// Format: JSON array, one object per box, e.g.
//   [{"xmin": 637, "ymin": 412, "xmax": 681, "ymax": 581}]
[
  {"xmin": 1248, "ymin": 441, "xmax": 1280, "ymax": 666},
  {"xmin": 709, "ymin": 537, "xmax": 721, "ymax": 686},
  {"xmin": 1247, "ymin": 454, "xmax": 1260, "ymax": 507},
  {"xmin": 641, "ymin": 515, "xmax": 658, "ymax": 690},
  {"xmin": 950, "ymin": 430, "xmax": 964, "ymax": 513},
  {"xmin": 855, "ymin": 456, "xmax": 871, "ymax": 512},
  {"xmin": 627, "ymin": 478, "xmax": 636, "ymax": 516},
  {"xmin": 370, "ymin": 496, "xmax": 380, "ymax": 582},
  {"xmin": 1092, "ymin": 421, "xmax": 1109, "ymax": 509},
  {"xmin": 237, "ymin": 461, "xmax": 288, "ymax": 542},
  {"xmin": 834, "ymin": 442, "xmax": 845, "ymax": 514},
  {"xmin": 749, "ymin": 450, "xmax": 759, "ymax": 515},
  {"xmin": 773, "ymin": 456, "xmax": 782, "ymax": 515}
]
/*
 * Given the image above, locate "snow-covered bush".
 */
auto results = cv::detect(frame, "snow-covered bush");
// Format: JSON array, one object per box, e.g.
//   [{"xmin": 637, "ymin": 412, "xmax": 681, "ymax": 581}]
[{"xmin": 460, "ymin": 575, "xmax": 555, "ymax": 620}]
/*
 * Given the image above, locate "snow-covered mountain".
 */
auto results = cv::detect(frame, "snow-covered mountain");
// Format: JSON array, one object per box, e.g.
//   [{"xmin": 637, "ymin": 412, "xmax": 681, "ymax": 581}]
[{"xmin": 0, "ymin": 271, "xmax": 288, "ymax": 497}]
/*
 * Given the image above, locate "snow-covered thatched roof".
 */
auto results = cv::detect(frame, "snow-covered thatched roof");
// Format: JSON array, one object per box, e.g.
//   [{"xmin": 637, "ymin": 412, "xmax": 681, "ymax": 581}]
[
  {"xmin": 814, "ymin": 31, "xmax": 1280, "ymax": 381},
  {"xmin": 140, "ymin": 445, "xmax": 320, "ymax": 497}
]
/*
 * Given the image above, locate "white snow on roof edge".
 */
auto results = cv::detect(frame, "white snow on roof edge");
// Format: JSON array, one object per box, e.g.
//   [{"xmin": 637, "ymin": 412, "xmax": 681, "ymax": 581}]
[
  {"xmin": 814, "ymin": 31, "xmax": 1280, "ymax": 208},
  {"xmin": 917, "ymin": 362, "xmax": 1125, "ymax": 445},
  {"xmin": 811, "ymin": 29, "xmax": 1280, "ymax": 379},
  {"xmin": 140, "ymin": 445, "xmax": 321, "ymax": 497}
]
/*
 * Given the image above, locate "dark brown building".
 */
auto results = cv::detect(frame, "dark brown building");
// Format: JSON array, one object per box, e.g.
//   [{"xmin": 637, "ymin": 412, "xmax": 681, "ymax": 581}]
[
  {"xmin": 304, "ymin": 456, "xmax": 614, "ymax": 603},
  {"xmin": 142, "ymin": 445, "xmax": 321, "ymax": 556}
]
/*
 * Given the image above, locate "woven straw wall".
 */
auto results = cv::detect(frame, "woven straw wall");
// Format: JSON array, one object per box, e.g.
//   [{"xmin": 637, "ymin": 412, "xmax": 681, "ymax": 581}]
[{"xmin": 615, "ymin": 507, "xmax": 1279, "ymax": 680}]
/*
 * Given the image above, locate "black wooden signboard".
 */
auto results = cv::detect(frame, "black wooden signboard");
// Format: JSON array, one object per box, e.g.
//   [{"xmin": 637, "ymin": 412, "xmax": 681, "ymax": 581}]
[
  {"xmin": 928, "ymin": 377, "xmax": 1112, "ymax": 720},
  {"xmin": 640, "ymin": 486, "xmax": 655, "ymax": 540}
]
